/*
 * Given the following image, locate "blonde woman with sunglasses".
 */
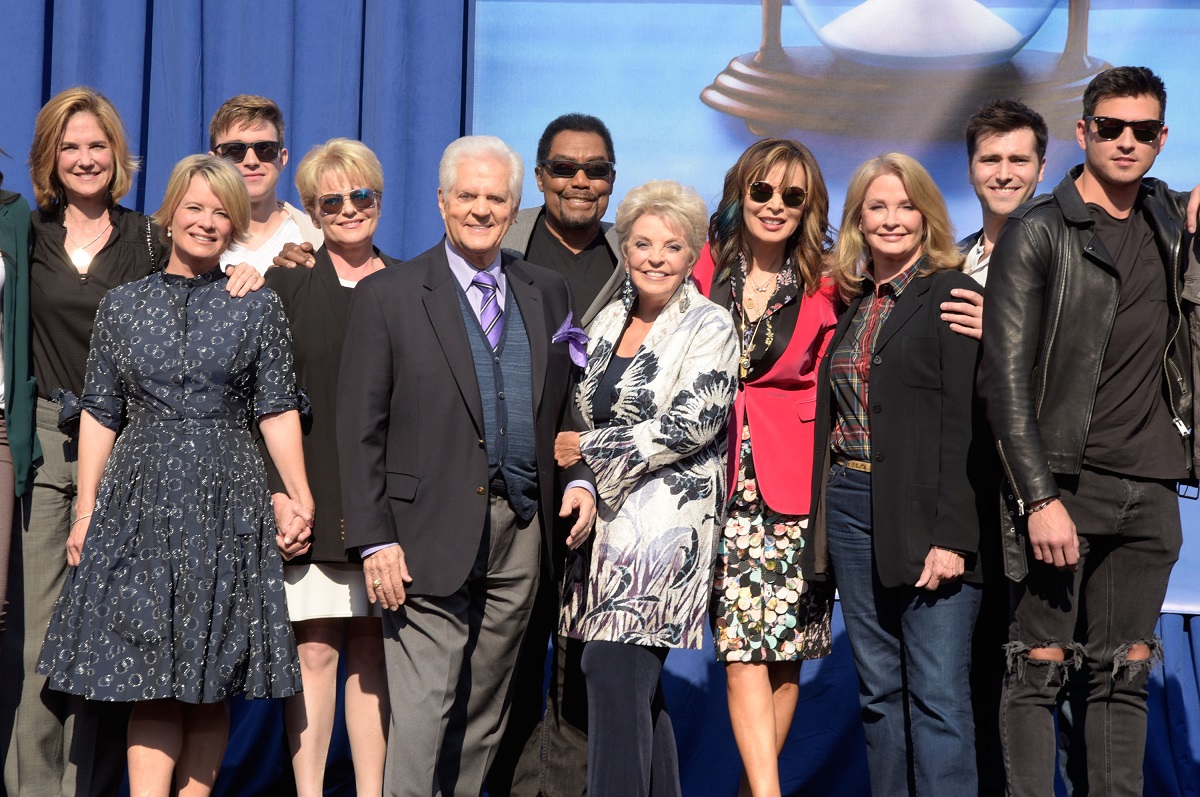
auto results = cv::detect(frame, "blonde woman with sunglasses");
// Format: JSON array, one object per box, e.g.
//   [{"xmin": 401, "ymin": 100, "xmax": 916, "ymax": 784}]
[{"xmin": 264, "ymin": 137, "xmax": 398, "ymax": 797}]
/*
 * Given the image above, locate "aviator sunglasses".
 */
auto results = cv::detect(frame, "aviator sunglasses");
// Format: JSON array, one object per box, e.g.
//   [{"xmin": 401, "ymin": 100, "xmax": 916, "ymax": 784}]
[
  {"xmin": 538, "ymin": 159, "xmax": 616, "ymax": 180},
  {"xmin": 1084, "ymin": 116, "xmax": 1164, "ymax": 144},
  {"xmin": 317, "ymin": 188, "xmax": 380, "ymax": 215},
  {"xmin": 214, "ymin": 140, "xmax": 281, "ymax": 163},
  {"xmin": 748, "ymin": 181, "xmax": 807, "ymax": 208}
]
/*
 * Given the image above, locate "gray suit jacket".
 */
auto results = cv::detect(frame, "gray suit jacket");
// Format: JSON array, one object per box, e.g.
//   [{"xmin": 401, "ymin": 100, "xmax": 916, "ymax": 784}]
[{"xmin": 502, "ymin": 206, "xmax": 623, "ymax": 328}]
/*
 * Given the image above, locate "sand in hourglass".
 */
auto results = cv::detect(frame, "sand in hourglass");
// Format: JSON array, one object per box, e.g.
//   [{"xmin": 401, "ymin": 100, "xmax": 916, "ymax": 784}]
[{"xmin": 821, "ymin": 0, "xmax": 1023, "ymax": 59}]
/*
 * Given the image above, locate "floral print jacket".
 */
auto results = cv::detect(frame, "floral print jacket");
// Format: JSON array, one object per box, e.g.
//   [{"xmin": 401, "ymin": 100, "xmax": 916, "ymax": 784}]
[{"xmin": 560, "ymin": 284, "xmax": 739, "ymax": 649}]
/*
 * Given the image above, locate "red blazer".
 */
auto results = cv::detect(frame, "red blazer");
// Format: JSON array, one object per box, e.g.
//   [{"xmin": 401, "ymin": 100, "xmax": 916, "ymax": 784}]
[{"xmin": 693, "ymin": 244, "xmax": 838, "ymax": 515}]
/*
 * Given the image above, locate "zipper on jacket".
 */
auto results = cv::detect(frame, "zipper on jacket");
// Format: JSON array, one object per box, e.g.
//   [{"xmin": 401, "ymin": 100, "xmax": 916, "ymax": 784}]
[
  {"xmin": 996, "ymin": 440, "xmax": 1025, "ymax": 514},
  {"xmin": 1162, "ymin": 227, "xmax": 1190, "ymax": 439},
  {"xmin": 1036, "ymin": 272, "xmax": 1068, "ymax": 413}
]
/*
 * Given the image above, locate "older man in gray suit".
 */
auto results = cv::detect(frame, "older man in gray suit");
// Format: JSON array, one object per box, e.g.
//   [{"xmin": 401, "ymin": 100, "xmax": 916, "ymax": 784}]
[{"xmin": 339, "ymin": 135, "xmax": 596, "ymax": 797}]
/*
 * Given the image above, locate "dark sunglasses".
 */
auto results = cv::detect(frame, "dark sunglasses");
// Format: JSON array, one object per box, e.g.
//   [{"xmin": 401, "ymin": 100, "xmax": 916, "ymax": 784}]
[
  {"xmin": 1084, "ymin": 116, "xmax": 1164, "ymax": 144},
  {"xmin": 214, "ymin": 140, "xmax": 281, "ymax": 163},
  {"xmin": 538, "ymin": 159, "xmax": 615, "ymax": 180},
  {"xmin": 748, "ymin": 181, "xmax": 807, "ymax": 208},
  {"xmin": 317, "ymin": 188, "xmax": 380, "ymax": 215}
]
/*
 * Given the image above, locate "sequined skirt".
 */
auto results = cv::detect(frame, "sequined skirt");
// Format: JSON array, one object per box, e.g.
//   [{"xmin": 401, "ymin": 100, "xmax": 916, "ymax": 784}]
[{"xmin": 712, "ymin": 423, "xmax": 832, "ymax": 662}]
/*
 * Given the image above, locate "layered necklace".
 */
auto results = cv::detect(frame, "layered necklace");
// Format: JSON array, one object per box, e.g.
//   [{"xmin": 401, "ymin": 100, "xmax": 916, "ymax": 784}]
[
  {"xmin": 64, "ymin": 210, "xmax": 112, "ymax": 271},
  {"xmin": 735, "ymin": 258, "xmax": 783, "ymax": 380}
]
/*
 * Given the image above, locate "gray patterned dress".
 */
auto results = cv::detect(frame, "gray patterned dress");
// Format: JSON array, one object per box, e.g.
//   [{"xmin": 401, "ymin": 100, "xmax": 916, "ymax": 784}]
[{"xmin": 37, "ymin": 268, "xmax": 302, "ymax": 703}]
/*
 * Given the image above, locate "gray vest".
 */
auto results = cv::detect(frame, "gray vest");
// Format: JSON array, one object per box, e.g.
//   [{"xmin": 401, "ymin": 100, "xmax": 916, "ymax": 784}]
[{"xmin": 457, "ymin": 287, "xmax": 540, "ymax": 522}]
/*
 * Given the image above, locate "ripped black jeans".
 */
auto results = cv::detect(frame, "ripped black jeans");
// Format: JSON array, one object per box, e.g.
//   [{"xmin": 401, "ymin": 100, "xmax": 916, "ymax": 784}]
[{"xmin": 1001, "ymin": 467, "xmax": 1182, "ymax": 797}]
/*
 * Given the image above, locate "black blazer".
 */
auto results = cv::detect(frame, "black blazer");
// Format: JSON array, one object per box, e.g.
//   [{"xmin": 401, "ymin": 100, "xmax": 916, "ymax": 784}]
[
  {"xmin": 337, "ymin": 240, "xmax": 590, "ymax": 597},
  {"xmin": 262, "ymin": 245, "xmax": 400, "ymax": 564},
  {"xmin": 807, "ymin": 267, "xmax": 996, "ymax": 589}
]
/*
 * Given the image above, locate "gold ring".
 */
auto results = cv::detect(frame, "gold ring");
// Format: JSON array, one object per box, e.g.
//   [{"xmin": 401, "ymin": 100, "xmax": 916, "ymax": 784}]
[{"xmin": 372, "ymin": 579, "xmax": 383, "ymax": 590}]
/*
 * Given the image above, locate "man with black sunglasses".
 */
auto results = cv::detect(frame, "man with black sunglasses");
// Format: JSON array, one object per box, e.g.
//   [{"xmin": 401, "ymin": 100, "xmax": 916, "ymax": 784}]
[
  {"xmin": 482, "ymin": 110, "xmax": 624, "ymax": 797},
  {"xmin": 501, "ymin": 113, "xmax": 624, "ymax": 330},
  {"xmin": 209, "ymin": 94, "xmax": 322, "ymax": 274},
  {"xmin": 979, "ymin": 66, "xmax": 1197, "ymax": 797},
  {"xmin": 489, "ymin": 113, "xmax": 625, "ymax": 797}
]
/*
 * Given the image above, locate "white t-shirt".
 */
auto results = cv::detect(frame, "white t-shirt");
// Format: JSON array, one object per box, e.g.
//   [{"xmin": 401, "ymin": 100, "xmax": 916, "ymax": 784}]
[{"xmin": 221, "ymin": 214, "xmax": 304, "ymax": 275}]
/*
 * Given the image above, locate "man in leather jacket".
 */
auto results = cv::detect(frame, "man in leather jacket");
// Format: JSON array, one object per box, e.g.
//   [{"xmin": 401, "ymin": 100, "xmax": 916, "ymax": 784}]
[{"xmin": 978, "ymin": 66, "xmax": 1195, "ymax": 796}]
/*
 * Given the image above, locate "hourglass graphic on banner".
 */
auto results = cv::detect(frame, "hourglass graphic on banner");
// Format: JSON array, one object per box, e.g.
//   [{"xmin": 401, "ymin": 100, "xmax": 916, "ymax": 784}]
[{"xmin": 701, "ymin": 0, "xmax": 1109, "ymax": 141}]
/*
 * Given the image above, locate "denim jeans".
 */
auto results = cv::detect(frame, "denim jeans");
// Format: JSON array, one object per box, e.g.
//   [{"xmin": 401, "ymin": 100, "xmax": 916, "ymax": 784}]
[
  {"xmin": 825, "ymin": 464, "xmax": 982, "ymax": 796},
  {"xmin": 1001, "ymin": 467, "xmax": 1181, "ymax": 797}
]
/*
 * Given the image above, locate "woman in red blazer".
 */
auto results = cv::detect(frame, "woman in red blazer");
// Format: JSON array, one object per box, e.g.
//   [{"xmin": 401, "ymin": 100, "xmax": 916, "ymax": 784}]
[{"xmin": 695, "ymin": 139, "xmax": 839, "ymax": 797}]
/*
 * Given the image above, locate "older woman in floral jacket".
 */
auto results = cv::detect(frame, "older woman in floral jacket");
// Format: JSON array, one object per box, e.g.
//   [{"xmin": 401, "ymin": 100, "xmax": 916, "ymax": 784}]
[{"xmin": 554, "ymin": 179, "xmax": 740, "ymax": 797}]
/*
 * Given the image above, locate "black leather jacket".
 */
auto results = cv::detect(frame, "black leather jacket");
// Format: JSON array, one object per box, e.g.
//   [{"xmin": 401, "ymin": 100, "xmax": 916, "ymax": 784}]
[{"xmin": 979, "ymin": 166, "xmax": 1194, "ymax": 512}]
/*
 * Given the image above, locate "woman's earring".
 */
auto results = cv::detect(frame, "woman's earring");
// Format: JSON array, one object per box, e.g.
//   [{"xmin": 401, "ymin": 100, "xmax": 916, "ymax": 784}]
[
  {"xmin": 166, "ymin": 228, "xmax": 172, "ymax": 238},
  {"xmin": 679, "ymin": 279, "xmax": 691, "ymax": 313},
  {"xmin": 621, "ymin": 269, "xmax": 634, "ymax": 310}
]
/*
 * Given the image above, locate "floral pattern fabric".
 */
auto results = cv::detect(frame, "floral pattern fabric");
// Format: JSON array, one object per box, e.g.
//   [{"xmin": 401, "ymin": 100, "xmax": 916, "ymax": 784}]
[
  {"xmin": 712, "ymin": 423, "xmax": 833, "ymax": 662},
  {"xmin": 559, "ymin": 285, "xmax": 740, "ymax": 649},
  {"xmin": 37, "ymin": 269, "xmax": 302, "ymax": 703}
]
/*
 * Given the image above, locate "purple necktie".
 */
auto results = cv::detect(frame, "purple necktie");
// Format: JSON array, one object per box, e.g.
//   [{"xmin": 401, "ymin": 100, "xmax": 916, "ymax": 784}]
[{"xmin": 472, "ymin": 271, "xmax": 503, "ymax": 350}]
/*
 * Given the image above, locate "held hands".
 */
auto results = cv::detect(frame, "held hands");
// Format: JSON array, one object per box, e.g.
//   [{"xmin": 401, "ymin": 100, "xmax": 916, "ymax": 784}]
[
  {"xmin": 559, "ymin": 486, "xmax": 597, "ymax": 550},
  {"xmin": 940, "ymin": 288, "xmax": 984, "ymax": 340},
  {"xmin": 915, "ymin": 546, "xmax": 966, "ymax": 591},
  {"xmin": 272, "ymin": 492, "xmax": 314, "ymax": 560},
  {"xmin": 273, "ymin": 241, "xmax": 316, "ymax": 270},
  {"xmin": 225, "ymin": 263, "xmax": 266, "ymax": 297},
  {"xmin": 554, "ymin": 431, "xmax": 583, "ymax": 469},
  {"xmin": 363, "ymin": 544, "xmax": 412, "ymax": 611},
  {"xmin": 1026, "ymin": 498, "xmax": 1079, "ymax": 571}
]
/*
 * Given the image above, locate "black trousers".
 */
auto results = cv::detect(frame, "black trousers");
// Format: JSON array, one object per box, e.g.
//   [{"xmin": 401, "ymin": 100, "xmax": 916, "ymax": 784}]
[
  {"xmin": 580, "ymin": 641, "xmax": 679, "ymax": 797},
  {"xmin": 1001, "ymin": 467, "xmax": 1181, "ymax": 797}
]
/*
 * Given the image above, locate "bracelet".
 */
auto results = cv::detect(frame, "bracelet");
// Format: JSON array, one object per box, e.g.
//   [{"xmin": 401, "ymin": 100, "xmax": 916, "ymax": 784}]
[
  {"xmin": 72, "ymin": 512, "xmax": 93, "ymax": 526},
  {"xmin": 1027, "ymin": 497, "xmax": 1058, "ymax": 514}
]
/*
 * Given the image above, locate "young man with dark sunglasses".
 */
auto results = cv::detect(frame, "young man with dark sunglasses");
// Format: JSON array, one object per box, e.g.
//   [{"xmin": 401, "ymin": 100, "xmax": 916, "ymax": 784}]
[
  {"xmin": 209, "ymin": 94, "xmax": 322, "ymax": 273},
  {"xmin": 979, "ymin": 66, "xmax": 1197, "ymax": 797}
]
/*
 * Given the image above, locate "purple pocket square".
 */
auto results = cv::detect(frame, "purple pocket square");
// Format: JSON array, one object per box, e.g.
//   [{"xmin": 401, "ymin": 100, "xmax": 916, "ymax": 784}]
[{"xmin": 552, "ymin": 312, "xmax": 589, "ymax": 368}]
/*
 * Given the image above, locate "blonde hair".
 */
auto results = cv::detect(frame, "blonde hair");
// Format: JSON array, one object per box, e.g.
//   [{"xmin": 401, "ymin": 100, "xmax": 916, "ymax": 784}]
[
  {"xmin": 615, "ymin": 180, "xmax": 709, "ymax": 261},
  {"xmin": 295, "ymin": 138, "xmax": 384, "ymax": 216},
  {"xmin": 830, "ymin": 153, "xmax": 962, "ymax": 303},
  {"xmin": 28, "ymin": 86, "xmax": 139, "ymax": 210},
  {"xmin": 151, "ymin": 155, "xmax": 250, "ymax": 250},
  {"xmin": 209, "ymin": 94, "xmax": 285, "ymax": 150}
]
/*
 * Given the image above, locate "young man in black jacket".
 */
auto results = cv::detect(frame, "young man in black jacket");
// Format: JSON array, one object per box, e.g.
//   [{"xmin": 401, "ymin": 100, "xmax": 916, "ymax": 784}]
[{"xmin": 979, "ymin": 66, "xmax": 1195, "ymax": 797}]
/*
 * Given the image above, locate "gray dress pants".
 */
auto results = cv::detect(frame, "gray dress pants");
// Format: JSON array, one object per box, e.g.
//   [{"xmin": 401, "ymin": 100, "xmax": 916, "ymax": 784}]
[
  {"xmin": 0, "ymin": 401, "xmax": 126, "ymax": 797},
  {"xmin": 382, "ymin": 494, "xmax": 541, "ymax": 797}
]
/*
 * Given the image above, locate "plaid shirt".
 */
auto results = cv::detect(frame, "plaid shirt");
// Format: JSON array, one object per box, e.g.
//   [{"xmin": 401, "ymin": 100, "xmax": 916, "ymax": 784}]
[{"xmin": 829, "ymin": 267, "xmax": 919, "ymax": 461}]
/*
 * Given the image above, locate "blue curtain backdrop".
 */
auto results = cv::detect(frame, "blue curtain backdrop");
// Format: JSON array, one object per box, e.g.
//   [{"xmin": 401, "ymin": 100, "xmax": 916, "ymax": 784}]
[{"xmin": 0, "ymin": 0, "xmax": 470, "ymax": 259}]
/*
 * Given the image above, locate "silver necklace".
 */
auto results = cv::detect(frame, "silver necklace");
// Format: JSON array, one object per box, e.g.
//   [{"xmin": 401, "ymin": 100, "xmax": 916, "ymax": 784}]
[{"xmin": 64, "ymin": 215, "xmax": 112, "ymax": 270}]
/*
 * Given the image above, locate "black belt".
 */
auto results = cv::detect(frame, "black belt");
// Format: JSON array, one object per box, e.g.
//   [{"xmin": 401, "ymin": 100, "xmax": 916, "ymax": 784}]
[{"xmin": 489, "ymin": 473, "xmax": 508, "ymax": 497}]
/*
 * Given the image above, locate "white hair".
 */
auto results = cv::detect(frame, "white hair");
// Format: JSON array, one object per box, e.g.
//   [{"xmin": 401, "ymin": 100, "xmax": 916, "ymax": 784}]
[{"xmin": 438, "ymin": 135, "xmax": 523, "ymax": 208}]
